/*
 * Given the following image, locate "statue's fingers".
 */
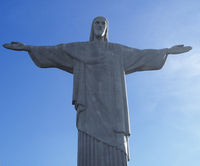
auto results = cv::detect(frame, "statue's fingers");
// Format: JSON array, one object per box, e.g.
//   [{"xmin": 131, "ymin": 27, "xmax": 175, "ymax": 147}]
[
  {"xmin": 11, "ymin": 41, "xmax": 20, "ymax": 44},
  {"xmin": 180, "ymin": 46, "xmax": 192, "ymax": 53},
  {"xmin": 3, "ymin": 43, "xmax": 12, "ymax": 49},
  {"xmin": 176, "ymin": 44, "xmax": 184, "ymax": 47},
  {"xmin": 3, "ymin": 43, "xmax": 7, "ymax": 48},
  {"xmin": 185, "ymin": 46, "xmax": 192, "ymax": 51}
]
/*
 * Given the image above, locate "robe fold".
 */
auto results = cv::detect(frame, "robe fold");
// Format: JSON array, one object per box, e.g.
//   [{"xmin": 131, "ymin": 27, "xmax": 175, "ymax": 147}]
[{"xmin": 28, "ymin": 41, "xmax": 168, "ymax": 160}]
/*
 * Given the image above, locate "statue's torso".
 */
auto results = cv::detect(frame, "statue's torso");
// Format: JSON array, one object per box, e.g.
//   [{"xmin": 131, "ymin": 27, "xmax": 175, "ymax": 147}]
[{"xmin": 70, "ymin": 42, "xmax": 130, "ymax": 154}]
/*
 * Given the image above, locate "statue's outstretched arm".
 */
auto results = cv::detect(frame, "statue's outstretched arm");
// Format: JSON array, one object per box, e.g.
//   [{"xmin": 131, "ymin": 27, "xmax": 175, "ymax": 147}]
[
  {"xmin": 121, "ymin": 44, "xmax": 192, "ymax": 74},
  {"xmin": 3, "ymin": 42, "xmax": 73, "ymax": 73}
]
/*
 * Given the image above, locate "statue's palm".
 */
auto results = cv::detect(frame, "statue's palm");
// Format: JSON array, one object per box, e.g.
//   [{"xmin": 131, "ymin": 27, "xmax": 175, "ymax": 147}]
[
  {"xmin": 3, "ymin": 42, "xmax": 26, "ymax": 51},
  {"xmin": 169, "ymin": 45, "xmax": 192, "ymax": 54}
]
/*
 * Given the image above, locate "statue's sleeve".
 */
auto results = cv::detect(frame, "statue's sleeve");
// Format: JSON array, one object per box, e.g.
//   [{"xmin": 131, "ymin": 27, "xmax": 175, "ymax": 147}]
[
  {"xmin": 28, "ymin": 44, "xmax": 73, "ymax": 73},
  {"xmin": 122, "ymin": 46, "xmax": 168, "ymax": 74}
]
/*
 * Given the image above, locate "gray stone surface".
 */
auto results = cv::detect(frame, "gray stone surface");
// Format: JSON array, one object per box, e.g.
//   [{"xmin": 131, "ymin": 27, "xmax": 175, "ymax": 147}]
[{"xmin": 3, "ymin": 16, "xmax": 192, "ymax": 165}]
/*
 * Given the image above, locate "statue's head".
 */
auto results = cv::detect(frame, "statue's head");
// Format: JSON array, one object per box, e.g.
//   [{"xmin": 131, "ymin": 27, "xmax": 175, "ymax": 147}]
[{"xmin": 90, "ymin": 16, "xmax": 108, "ymax": 41}]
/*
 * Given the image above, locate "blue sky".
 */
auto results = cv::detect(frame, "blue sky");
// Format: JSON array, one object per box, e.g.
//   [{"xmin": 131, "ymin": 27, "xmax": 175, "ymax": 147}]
[{"xmin": 0, "ymin": 0, "xmax": 200, "ymax": 166}]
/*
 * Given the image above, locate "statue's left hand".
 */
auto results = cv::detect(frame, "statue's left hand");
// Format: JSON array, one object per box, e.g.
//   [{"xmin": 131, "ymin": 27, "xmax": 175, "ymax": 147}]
[
  {"xmin": 2, "ymin": 42, "xmax": 29, "ymax": 51},
  {"xmin": 168, "ymin": 45, "xmax": 192, "ymax": 54}
]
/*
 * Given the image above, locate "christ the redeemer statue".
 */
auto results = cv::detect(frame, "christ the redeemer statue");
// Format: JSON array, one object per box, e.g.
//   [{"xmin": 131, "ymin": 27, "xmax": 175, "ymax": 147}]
[{"xmin": 3, "ymin": 16, "xmax": 192, "ymax": 166}]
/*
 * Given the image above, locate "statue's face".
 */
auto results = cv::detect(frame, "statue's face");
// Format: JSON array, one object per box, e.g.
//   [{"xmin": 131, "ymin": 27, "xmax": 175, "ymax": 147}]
[{"xmin": 93, "ymin": 17, "xmax": 107, "ymax": 38}]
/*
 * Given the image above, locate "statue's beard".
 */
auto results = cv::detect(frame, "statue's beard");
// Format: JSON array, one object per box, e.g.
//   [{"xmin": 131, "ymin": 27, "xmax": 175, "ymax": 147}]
[
  {"xmin": 94, "ymin": 32, "xmax": 106, "ymax": 40},
  {"xmin": 96, "ymin": 35, "xmax": 103, "ymax": 39}
]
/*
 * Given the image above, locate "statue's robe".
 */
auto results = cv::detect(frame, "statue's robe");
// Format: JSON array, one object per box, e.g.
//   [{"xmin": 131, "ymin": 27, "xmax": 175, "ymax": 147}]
[{"xmin": 28, "ymin": 41, "xmax": 168, "ymax": 165}]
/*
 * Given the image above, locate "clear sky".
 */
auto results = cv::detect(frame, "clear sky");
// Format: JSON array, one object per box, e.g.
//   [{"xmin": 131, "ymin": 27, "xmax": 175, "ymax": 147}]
[{"xmin": 0, "ymin": 0, "xmax": 200, "ymax": 166}]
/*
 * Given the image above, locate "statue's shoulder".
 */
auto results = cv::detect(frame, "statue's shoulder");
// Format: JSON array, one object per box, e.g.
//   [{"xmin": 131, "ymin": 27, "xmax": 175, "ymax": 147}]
[
  {"xmin": 59, "ymin": 41, "xmax": 90, "ymax": 47},
  {"xmin": 108, "ymin": 42, "xmax": 134, "ymax": 51}
]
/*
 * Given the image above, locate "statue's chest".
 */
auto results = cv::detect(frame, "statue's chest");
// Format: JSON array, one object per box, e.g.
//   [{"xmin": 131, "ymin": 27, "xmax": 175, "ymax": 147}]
[
  {"xmin": 87, "ymin": 47, "xmax": 120, "ymax": 63},
  {"xmin": 85, "ymin": 49, "xmax": 122, "ymax": 81}
]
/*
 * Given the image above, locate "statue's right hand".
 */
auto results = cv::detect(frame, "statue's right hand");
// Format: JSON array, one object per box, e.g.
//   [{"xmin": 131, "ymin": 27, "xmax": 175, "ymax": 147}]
[{"xmin": 3, "ymin": 42, "xmax": 27, "ymax": 51}]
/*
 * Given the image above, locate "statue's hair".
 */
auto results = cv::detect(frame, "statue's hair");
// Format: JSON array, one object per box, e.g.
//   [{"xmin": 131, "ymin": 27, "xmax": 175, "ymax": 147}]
[{"xmin": 89, "ymin": 16, "xmax": 108, "ymax": 42}]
